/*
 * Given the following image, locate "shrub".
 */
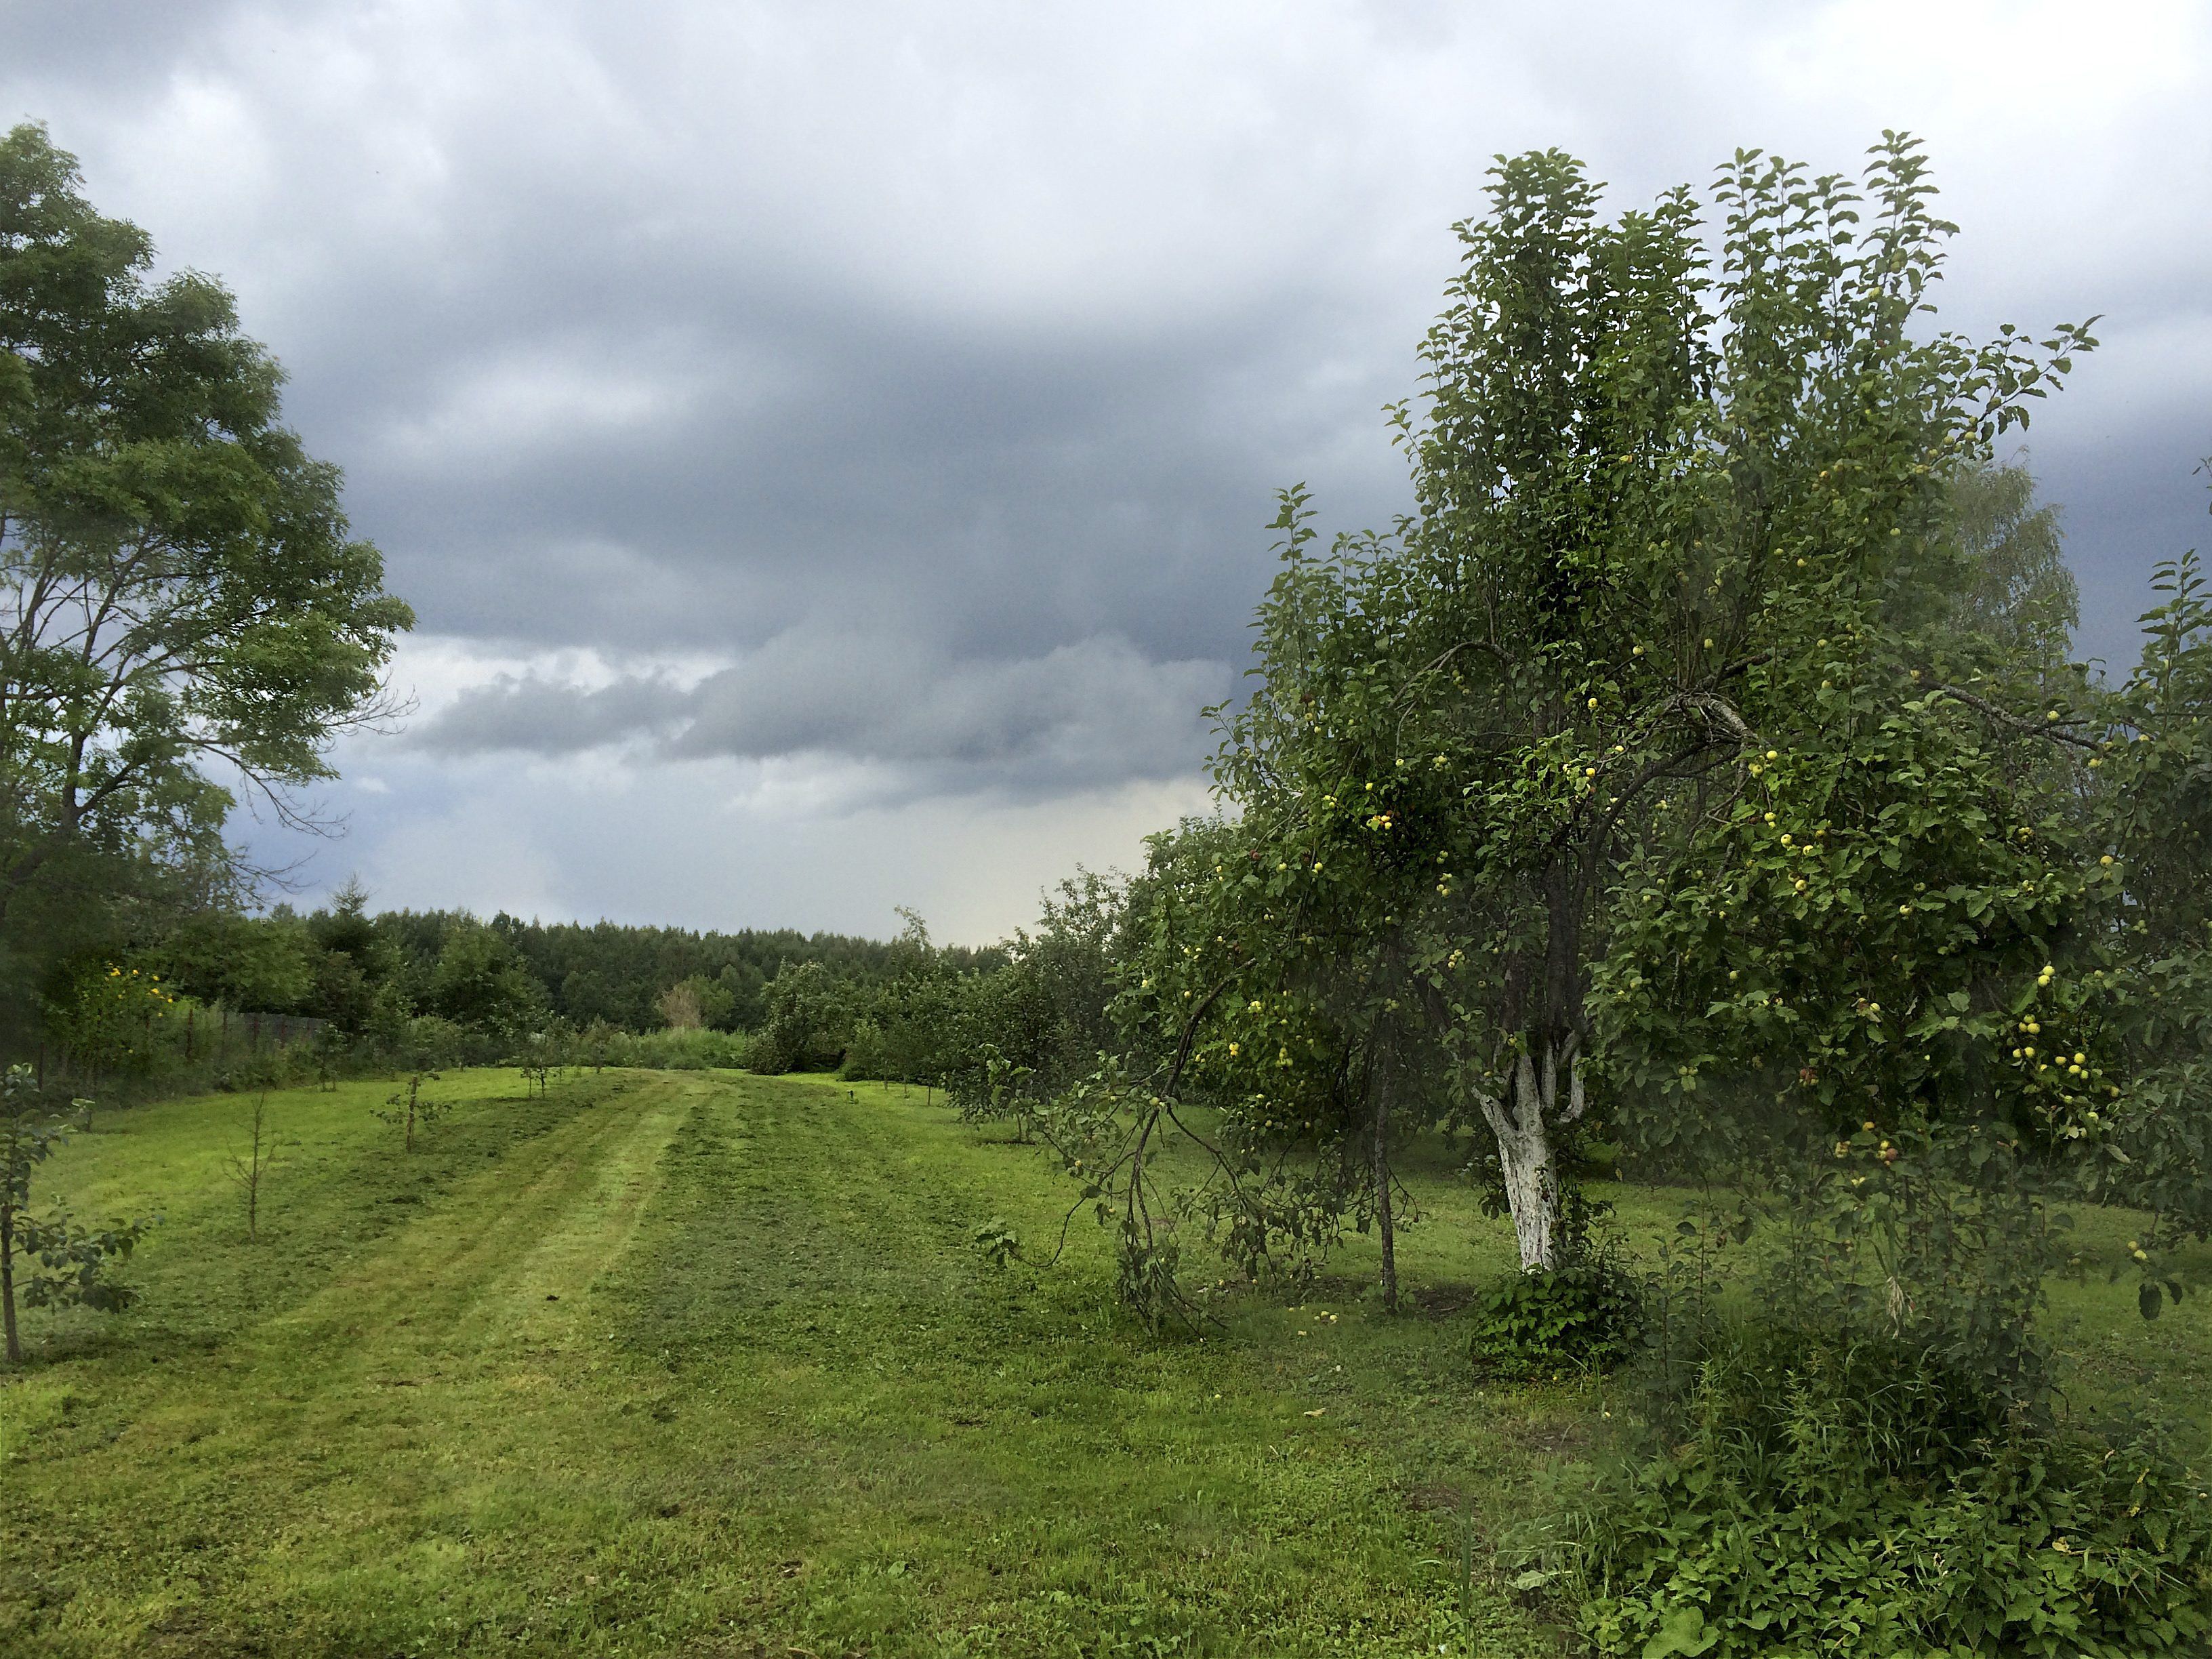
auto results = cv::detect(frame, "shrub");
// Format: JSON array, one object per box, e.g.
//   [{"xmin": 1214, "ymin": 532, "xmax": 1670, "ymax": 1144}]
[
  {"xmin": 1469, "ymin": 1255, "xmax": 1643, "ymax": 1380},
  {"xmin": 1568, "ymin": 1131, "xmax": 2212, "ymax": 1657},
  {"xmin": 610, "ymin": 1027, "xmax": 749, "ymax": 1071},
  {"xmin": 1576, "ymin": 1334, "xmax": 2212, "ymax": 1658},
  {"xmin": 838, "ymin": 1019, "xmax": 888, "ymax": 1082},
  {"xmin": 657, "ymin": 979, "xmax": 705, "ymax": 1031},
  {"xmin": 747, "ymin": 960, "xmax": 847, "ymax": 1074}
]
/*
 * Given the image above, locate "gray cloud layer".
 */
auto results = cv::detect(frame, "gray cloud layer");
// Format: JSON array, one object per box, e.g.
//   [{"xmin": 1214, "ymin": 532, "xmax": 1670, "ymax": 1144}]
[
  {"xmin": 13, "ymin": 3, "xmax": 2205, "ymax": 676},
  {"xmin": 416, "ymin": 629, "xmax": 1231, "ymax": 798},
  {"xmin": 4, "ymin": 2, "xmax": 2207, "ymax": 935}
]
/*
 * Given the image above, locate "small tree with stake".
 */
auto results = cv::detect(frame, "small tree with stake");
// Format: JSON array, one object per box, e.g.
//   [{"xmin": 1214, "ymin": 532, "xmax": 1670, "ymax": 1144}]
[
  {"xmin": 1, "ymin": 1064, "xmax": 149, "ymax": 1363},
  {"xmin": 514, "ymin": 1029, "xmax": 557, "ymax": 1099},
  {"xmin": 376, "ymin": 1071, "xmax": 447, "ymax": 1153}
]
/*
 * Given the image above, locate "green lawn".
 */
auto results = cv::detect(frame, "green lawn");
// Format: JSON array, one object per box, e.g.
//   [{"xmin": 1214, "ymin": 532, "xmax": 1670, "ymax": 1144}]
[{"xmin": 4, "ymin": 1068, "xmax": 2209, "ymax": 1656}]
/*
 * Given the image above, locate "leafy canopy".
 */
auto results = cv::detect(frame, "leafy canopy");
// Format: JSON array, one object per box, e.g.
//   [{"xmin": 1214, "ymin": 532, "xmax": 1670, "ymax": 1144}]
[{"xmin": 0, "ymin": 121, "xmax": 412, "ymax": 1029}]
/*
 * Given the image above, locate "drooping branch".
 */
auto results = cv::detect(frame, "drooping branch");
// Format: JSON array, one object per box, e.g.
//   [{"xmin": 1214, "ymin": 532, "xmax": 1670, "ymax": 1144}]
[{"xmin": 1928, "ymin": 681, "xmax": 2102, "ymax": 751}]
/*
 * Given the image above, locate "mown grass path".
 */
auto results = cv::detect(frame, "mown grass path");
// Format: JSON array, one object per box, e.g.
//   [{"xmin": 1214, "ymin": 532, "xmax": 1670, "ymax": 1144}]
[
  {"xmin": 14, "ymin": 1068, "xmax": 2205, "ymax": 1656},
  {"xmin": 3, "ymin": 1070, "xmax": 1568, "ymax": 1658}
]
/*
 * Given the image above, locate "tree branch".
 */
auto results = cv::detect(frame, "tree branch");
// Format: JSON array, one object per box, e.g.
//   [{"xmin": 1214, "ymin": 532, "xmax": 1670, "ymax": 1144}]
[{"xmin": 1928, "ymin": 682, "xmax": 2102, "ymax": 750}]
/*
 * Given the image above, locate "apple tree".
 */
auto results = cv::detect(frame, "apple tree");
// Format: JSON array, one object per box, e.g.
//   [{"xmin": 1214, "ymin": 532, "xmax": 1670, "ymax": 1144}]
[{"xmin": 1216, "ymin": 137, "xmax": 2091, "ymax": 1269}]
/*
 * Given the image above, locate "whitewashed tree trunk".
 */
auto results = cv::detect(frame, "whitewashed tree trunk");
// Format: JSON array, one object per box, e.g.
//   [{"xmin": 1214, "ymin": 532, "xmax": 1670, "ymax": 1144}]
[
  {"xmin": 1475, "ymin": 1032, "xmax": 1584, "ymax": 1272},
  {"xmin": 1494, "ymin": 1096, "xmax": 1558, "ymax": 1270}
]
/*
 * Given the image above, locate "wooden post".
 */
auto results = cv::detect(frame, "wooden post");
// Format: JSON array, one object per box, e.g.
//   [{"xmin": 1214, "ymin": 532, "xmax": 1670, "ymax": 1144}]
[{"xmin": 185, "ymin": 1006, "xmax": 194, "ymax": 1061}]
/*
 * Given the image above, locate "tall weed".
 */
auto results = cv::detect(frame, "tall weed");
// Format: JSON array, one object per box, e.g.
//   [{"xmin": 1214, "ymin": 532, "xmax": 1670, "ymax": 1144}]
[{"xmin": 1570, "ymin": 1126, "xmax": 2212, "ymax": 1656}]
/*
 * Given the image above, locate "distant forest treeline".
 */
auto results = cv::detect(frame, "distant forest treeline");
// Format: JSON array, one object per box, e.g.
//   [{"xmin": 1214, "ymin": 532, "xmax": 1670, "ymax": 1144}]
[{"xmin": 145, "ymin": 882, "xmax": 1006, "ymax": 1038}]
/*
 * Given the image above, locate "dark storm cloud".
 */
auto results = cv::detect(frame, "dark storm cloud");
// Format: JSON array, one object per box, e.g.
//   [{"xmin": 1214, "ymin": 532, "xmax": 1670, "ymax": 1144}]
[
  {"xmin": 4, "ymin": 1, "xmax": 2207, "ymax": 936},
  {"xmin": 412, "ymin": 672, "xmax": 693, "ymax": 757},
  {"xmin": 14, "ymin": 1, "xmax": 2201, "ymax": 689},
  {"xmin": 349, "ymin": 292, "xmax": 1371, "ymax": 665},
  {"xmin": 4, "ymin": 0, "xmax": 1435, "ymax": 675},
  {"xmin": 414, "ymin": 629, "xmax": 1231, "ymax": 798}
]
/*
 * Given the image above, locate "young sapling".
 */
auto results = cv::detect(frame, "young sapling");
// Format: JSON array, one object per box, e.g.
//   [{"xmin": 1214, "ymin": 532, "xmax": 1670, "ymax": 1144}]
[
  {"xmin": 226, "ymin": 1091, "xmax": 279, "ymax": 1240},
  {"xmin": 376, "ymin": 1071, "xmax": 449, "ymax": 1151}
]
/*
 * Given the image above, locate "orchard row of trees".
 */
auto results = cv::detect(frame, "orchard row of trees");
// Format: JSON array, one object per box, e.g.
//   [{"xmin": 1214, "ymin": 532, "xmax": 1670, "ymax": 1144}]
[
  {"xmin": 752, "ymin": 889, "xmax": 1119, "ymax": 1105},
  {"xmin": 951, "ymin": 137, "xmax": 2212, "ymax": 1654},
  {"xmin": 1017, "ymin": 138, "xmax": 2212, "ymax": 1326}
]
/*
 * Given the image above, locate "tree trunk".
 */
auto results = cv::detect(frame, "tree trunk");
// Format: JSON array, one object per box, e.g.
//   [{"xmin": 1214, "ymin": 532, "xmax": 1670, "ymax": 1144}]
[
  {"xmin": 1372, "ymin": 1061, "xmax": 1398, "ymax": 1313},
  {"xmin": 1494, "ymin": 1090, "xmax": 1558, "ymax": 1271},
  {"xmin": 2, "ymin": 1204, "xmax": 19, "ymax": 1364},
  {"xmin": 1479, "ymin": 1034, "xmax": 1584, "ymax": 1273}
]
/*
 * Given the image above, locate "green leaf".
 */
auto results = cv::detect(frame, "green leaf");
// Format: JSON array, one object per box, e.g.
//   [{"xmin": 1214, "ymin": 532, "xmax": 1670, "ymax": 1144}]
[{"xmin": 1643, "ymin": 1605, "xmax": 1719, "ymax": 1658}]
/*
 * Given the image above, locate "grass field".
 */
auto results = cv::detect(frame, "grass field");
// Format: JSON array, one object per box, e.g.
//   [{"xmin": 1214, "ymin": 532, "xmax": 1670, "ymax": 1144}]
[{"xmin": 5, "ymin": 1067, "xmax": 2210, "ymax": 1656}]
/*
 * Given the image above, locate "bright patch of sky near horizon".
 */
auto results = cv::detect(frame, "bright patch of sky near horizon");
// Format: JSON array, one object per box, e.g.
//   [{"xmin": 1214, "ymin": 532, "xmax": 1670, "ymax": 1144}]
[{"xmin": 5, "ymin": 1, "xmax": 2207, "ymax": 941}]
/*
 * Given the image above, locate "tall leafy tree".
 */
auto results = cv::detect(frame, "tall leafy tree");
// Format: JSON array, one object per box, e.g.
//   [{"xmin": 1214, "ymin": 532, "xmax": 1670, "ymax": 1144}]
[
  {"xmin": 1946, "ymin": 459, "xmax": 2077, "ymax": 676},
  {"xmin": 2069, "ymin": 480, "xmax": 2212, "ymax": 1272},
  {"xmin": 301, "ymin": 877, "xmax": 400, "ymax": 1032},
  {"xmin": 0, "ymin": 123, "xmax": 412, "ymax": 1037},
  {"xmin": 1212, "ymin": 138, "xmax": 2091, "ymax": 1269},
  {"xmin": 425, "ymin": 920, "xmax": 547, "ymax": 1040}
]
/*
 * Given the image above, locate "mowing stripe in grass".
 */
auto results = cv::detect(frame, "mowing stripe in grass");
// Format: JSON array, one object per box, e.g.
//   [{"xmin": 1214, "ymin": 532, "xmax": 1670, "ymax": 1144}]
[{"xmin": 4, "ymin": 1070, "xmax": 1568, "ymax": 1656}]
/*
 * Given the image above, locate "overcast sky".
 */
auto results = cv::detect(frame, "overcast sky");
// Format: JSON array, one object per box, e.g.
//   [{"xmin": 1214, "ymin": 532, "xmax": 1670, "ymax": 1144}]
[{"xmin": 5, "ymin": 1, "xmax": 2207, "ymax": 941}]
